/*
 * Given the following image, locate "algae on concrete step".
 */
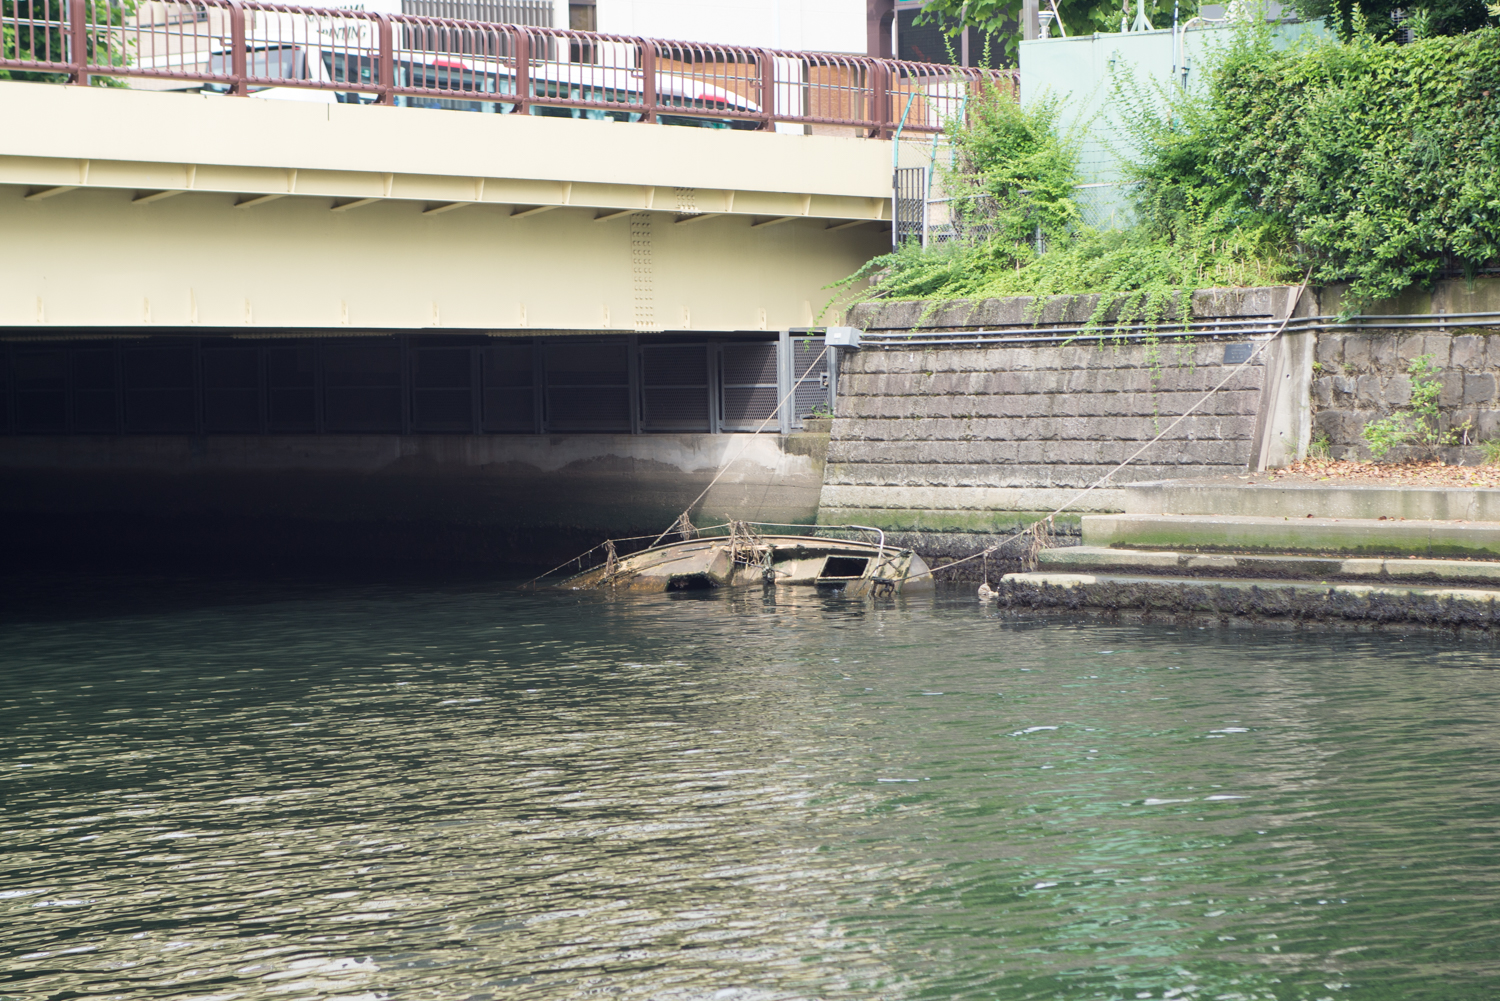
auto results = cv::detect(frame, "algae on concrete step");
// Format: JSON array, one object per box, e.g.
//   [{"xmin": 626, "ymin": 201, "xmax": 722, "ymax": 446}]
[
  {"xmin": 1082, "ymin": 513, "xmax": 1500, "ymax": 558},
  {"xmin": 996, "ymin": 571, "xmax": 1500, "ymax": 627},
  {"xmin": 1039, "ymin": 545, "xmax": 1500, "ymax": 584}
]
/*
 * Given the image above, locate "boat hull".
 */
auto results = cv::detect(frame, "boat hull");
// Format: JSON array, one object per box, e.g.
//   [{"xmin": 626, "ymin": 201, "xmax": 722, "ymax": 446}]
[{"xmin": 555, "ymin": 535, "xmax": 933, "ymax": 594}]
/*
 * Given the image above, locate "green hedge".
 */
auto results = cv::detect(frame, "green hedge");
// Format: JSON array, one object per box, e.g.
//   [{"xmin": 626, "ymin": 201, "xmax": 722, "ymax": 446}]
[
  {"xmin": 1151, "ymin": 27, "xmax": 1500, "ymax": 307},
  {"xmin": 843, "ymin": 28, "xmax": 1499, "ymax": 321}
]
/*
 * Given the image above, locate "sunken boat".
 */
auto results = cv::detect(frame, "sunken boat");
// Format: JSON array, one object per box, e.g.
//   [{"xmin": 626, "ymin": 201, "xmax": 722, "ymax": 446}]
[{"xmin": 553, "ymin": 522, "xmax": 933, "ymax": 595}]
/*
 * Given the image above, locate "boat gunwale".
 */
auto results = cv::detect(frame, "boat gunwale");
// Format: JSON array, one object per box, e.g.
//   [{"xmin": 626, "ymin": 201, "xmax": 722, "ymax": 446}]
[{"xmin": 552, "ymin": 532, "xmax": 915, "ymax": 590}]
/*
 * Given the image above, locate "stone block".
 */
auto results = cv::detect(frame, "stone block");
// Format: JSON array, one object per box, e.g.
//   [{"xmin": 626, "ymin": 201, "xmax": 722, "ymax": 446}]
[
  {"xmin": 1355, "ymin": 374, "xmax": 1384, "ymax": 407},
  {"xmin": 1475, "ymin": 410, "xmax": 1500, "ymax": 440},
  {"xmin": 1423, "ymin": 334, "xmax": 1453, "ymax": 367},
  {"xmin": 1370, "ymin": 335, "xmax": 1399, "ymax": 369},
  {"xmin": 1002, "ymin": 395, "xmax": 1046, "ymax": 419},
  {"xmin": 1386, "ymin": 374, "xmax": 1412, "ymax": 407},
  {"xmin": 839, "ymin": 417, "xmax": 891, "ymax": 441},
  {"xmin": 1313, "ymin": 375, "xmax": 1334, "ymax": 408},
  {"xmin": 1439, "ymin": 372, "xmax": 1463, "ymax": 408},
  {"xmin": 1311, "ymin": 408, "xmax": 1342, "ymax": 439},
  {"xmin": 963, "ymin": 371, "xmax": 1001, "ymax": 395},
  {"xmin": 1451, "ymin": 335, "xmax": 1486, "ymax": 371},
  {"xmin": 994, "ymin": 371, "xmax": 1029, "ymax": 396},
  {"xmin": 1464, "ymin": 373, "xmax": 1497, "ymax": 406},
  {"xmin": 883, "ymin": 397, "xmax": 920, "ymax": 420},
  {"xmin": 1395, "ymin": 334, "xmax": 1427, "ymax": 365},
  {"xmin": 1341, "ymin": 336, "xmax": 1372, "ymax": 372},
  {"xmin": 1057, "ymin": 345, "xmax": 1095, "ymax": 370},
  {"xmin": 928, "ymin": 349, "xmax": 976, "ymax": 373},
  {"xmin": 1026, "ymin": 346, "xmax": 1065, "ymax": 370},
  {"xmin": 1332, "ymin": 374, "xmax": 1357, "ymax": 400},
  {"xmin": 1314, "ymin": 334, "xmax": 1343, "ymax": 367}
]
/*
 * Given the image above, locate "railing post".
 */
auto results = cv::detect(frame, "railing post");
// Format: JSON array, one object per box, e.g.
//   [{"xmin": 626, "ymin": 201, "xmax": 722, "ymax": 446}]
[
  {"xmin": 756, "ymin": 48, "xmax": 774, "ymax": 131},
  {"xmin": 68, "ymin": 0, "xmax": 90, "ymax": 86},
  {"xmin": 868, "ymin": 60, "xmax": 891, "ymax": 139},
  {"xmin": 512, "ymin": 27, "xmax": 530, "ymax": 115},
  {"xmin": 376, "ymin": 13, "xmax": 394, "ymax": 104},
  {"xmin": 638, "ymin": 37, "xmax": 656, "ymax": 123},
  {"xmin": 227, "ymin": 0, "xmax": 247, "ymax": 95}
]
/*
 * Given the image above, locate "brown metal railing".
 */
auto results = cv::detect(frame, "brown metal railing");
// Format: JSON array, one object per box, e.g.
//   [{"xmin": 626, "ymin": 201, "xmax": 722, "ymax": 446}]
[{"xmin": 0, "ymin": 0, "xmax": 1016, "ymax": 135}]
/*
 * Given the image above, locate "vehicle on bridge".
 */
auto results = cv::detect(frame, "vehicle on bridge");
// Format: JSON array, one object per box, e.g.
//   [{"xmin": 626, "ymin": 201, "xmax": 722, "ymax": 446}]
[
  {"xmin": 2, "ymin": 0, "xmax": 1013, "ymax": 135},
  {"xmin": 207, "ymin": 40, "xmax": 763, "ymax": 127}
]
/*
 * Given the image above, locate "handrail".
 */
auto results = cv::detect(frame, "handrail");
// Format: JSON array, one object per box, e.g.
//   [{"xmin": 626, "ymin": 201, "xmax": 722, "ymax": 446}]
[{"xmin": 0, "ymin": 0, "xmax": 1016, "ymax": 136}]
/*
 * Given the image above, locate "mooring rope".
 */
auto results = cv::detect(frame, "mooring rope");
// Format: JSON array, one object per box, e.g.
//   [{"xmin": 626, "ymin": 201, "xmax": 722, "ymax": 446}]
[
  {"xmin": 526, "ymin": 272, "xmax": 1310, "ymax": 591},
  {"xmin": 644, "ymin": 345, "xmax": 831, "ymax": 550},
  {"xmin": 904, "ymin": 270, "xmax": 1314, "ymax": 583}
]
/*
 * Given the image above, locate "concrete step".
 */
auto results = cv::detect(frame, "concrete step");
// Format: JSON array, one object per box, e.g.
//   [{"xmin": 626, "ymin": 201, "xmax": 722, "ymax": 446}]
[
  {"xmin": 1123, "ymin": 479, "xmax": 1500, "ymax": 520},
  {"xmin": 997, "ymin": 571, "xmax": 1500, "ymax": 626},
  {"xmin": 1039, "ymin": 545, "xmax": 1500, "ymax": 585},
  {"xmin": 1081, "ymin": 513, "xmax": 1500, "ymax": 558}
]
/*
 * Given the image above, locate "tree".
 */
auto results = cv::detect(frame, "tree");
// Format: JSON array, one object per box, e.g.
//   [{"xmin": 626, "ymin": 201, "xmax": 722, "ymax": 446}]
[{"xmin": 1, "ymin": 0, "xmax": 137, "ymax": 83}]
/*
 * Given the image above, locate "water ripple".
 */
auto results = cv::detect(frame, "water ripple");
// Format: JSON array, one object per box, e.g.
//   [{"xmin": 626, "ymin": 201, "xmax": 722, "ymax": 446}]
[{"xmin": 3, "ymin": 577, "xmax": 1499, "ymax": 998}]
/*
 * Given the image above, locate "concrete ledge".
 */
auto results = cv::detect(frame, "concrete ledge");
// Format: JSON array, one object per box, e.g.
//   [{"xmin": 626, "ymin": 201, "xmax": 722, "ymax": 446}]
[
  {"xmin": 997, "ymin": 572, "xmax": 1500, "ymax": 627},
  {"xmin": 1082, "ymin": 513, "xmax": 1500, "ymax": 558},
  {"xmin": 848, "ymin": 285, "xmax": 1297, "ymax": 331},
  {"xmin": 816, "ymin": 484, "xmax": 1128, "ymax": 513},
  {"xmin": 1123, "ymin": 479, "xmax": 1500, "ymax": 521},
  {"xmin": 1039, "ymin": 545, "xmax": 1500, "ymax": 585},
  {"xmin": 818, "ymin": 506, "xmax": 1083, "ymax": 534}
]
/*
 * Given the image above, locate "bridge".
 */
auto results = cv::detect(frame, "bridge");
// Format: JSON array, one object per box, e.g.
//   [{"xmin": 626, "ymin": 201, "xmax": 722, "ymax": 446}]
[
  {"xmin": 1, "ymin": 0, "xmax": 1012, "ymax": 332},
  {"xmin": 0, "ymin": 3, "xmax": 1013, "ymax": 566}
]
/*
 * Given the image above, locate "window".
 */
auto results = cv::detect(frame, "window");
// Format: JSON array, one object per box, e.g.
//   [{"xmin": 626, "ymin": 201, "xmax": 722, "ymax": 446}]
[
  {"xmin": 640, "ymin": 344, "xmax": 709, "ymax": 432},
  {"xmin": 719, "ymin": 342, "xmax": 779, "ymax": 432},
  {"xmin": 124, "ymin": 345, "xmax": 195, "ymax": 433},
  {"xmin": 482, "ymin": 343, "xmax": 536, "ymax": 432},
  {"xmin": 72, "ymin": 348, "xmax": 118, "ymax": 433},
  {"xmin": 323, "ymin": 340, "xmax": 404, "ymax": 433},
  {"xmin": 267, "ymin": 345, "xmax": 317, "ymax": 432},
  {"xmin": 203, "ymin": 344, "xmax": 261, "ymax": 433},
  {"xmin": 544, "ymin": 340, "xmax": 629, "ymax": 432},
  {"xmin": 14, "ymin": 349, "xmax": 68, "ymax": 433},
  {"xmin": 412, "ymin": 346, "xmax": 475, "ymax": 432}
]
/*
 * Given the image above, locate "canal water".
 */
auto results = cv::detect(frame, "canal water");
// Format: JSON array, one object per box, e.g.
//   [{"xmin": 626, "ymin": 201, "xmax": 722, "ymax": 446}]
[{"xmin": 4, "ymin": 573, "xmax": 1499, "ymax": 1000}]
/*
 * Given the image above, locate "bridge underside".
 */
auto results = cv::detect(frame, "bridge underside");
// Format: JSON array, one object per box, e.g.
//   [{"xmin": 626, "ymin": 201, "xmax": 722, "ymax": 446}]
[{"xmin": 0, "ymin": 81, "xmax": 896, "ymax": 565}]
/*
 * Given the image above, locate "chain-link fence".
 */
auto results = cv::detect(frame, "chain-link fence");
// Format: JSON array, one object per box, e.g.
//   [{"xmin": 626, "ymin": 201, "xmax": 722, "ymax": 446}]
[
  {"xmin": 1071, "ymin": 181, "xmax": 1139, "ymax": 232},
  {"xmin": 894, "ymin": 176, "xmax": 1141, "ymax": 251}
]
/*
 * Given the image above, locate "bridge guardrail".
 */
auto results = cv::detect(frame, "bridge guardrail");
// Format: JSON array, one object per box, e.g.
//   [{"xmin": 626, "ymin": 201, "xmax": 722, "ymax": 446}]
[{"xmin": 0, "ymin": 0, "xmax": 1017, "ymax": 136}]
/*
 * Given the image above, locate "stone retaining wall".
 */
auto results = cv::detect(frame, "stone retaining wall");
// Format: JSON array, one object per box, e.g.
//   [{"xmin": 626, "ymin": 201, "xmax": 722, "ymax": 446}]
[
  {"xmin": 819, "ymin": 337, "xmax": 1272, "ymax": 572},
  {"xmin": 824, "ymin": 280, "xmax": 1500, "ymax": 571},
  {"xmin": 1312, "ymin": 329, "xmax": 1500, "ymax": 461}
]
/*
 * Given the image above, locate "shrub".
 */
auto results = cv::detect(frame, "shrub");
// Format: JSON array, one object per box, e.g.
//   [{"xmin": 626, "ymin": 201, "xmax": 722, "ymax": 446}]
[
  {"xmin": 1161, "ymin": 27, "xmax": 1500, "ymax": 310},
  {"xmin": 1359, "ymin": 353, "xmax": 1470, "ymax": 458}
]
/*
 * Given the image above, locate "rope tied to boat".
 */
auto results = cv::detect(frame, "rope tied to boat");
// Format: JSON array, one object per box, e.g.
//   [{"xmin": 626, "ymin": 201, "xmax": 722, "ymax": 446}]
[
  {"xmin": 646, "ymin": 345, "xmax": 830, "ymax": 550},
  {"xmin": 911, "ymin": 270, "xmax": 1314, "ymax": 586}
]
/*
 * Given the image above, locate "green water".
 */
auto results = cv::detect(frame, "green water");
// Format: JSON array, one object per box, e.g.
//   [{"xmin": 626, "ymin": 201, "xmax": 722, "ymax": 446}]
[{"xmin": 3, "ymin": 575, "xmax": 1499, "ymax": 1000}]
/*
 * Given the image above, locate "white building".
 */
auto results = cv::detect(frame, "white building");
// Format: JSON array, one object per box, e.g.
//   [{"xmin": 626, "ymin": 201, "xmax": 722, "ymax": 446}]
[
  {"xmin": 586, "ymin": 0, "xmax": 870, "ymax": 54},
  {"xmin": 356, "ymin": 0, "xmax": 893, "ymax": 56}
]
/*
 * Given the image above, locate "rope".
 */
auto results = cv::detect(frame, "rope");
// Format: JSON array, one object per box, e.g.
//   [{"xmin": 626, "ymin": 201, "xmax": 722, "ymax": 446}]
[
  {"xmin": 906, "ymin": 271, "xmax": 1313, "ymax": 582},
  {"xmin": 646, "ymin": 345, "xmax": 831, "ymax": 550}
]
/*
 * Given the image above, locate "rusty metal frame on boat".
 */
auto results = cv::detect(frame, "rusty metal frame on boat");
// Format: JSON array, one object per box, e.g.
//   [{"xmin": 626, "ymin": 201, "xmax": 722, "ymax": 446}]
[{"xmin": 541, "ymin": 521, "xmax": 932, "ymax": 595}]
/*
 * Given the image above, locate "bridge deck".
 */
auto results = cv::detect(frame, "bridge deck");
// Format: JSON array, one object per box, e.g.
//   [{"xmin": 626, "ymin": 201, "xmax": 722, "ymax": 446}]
[{"xmin": 0, "ymin": 80, "xmax": 891, "ymax": 332}]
